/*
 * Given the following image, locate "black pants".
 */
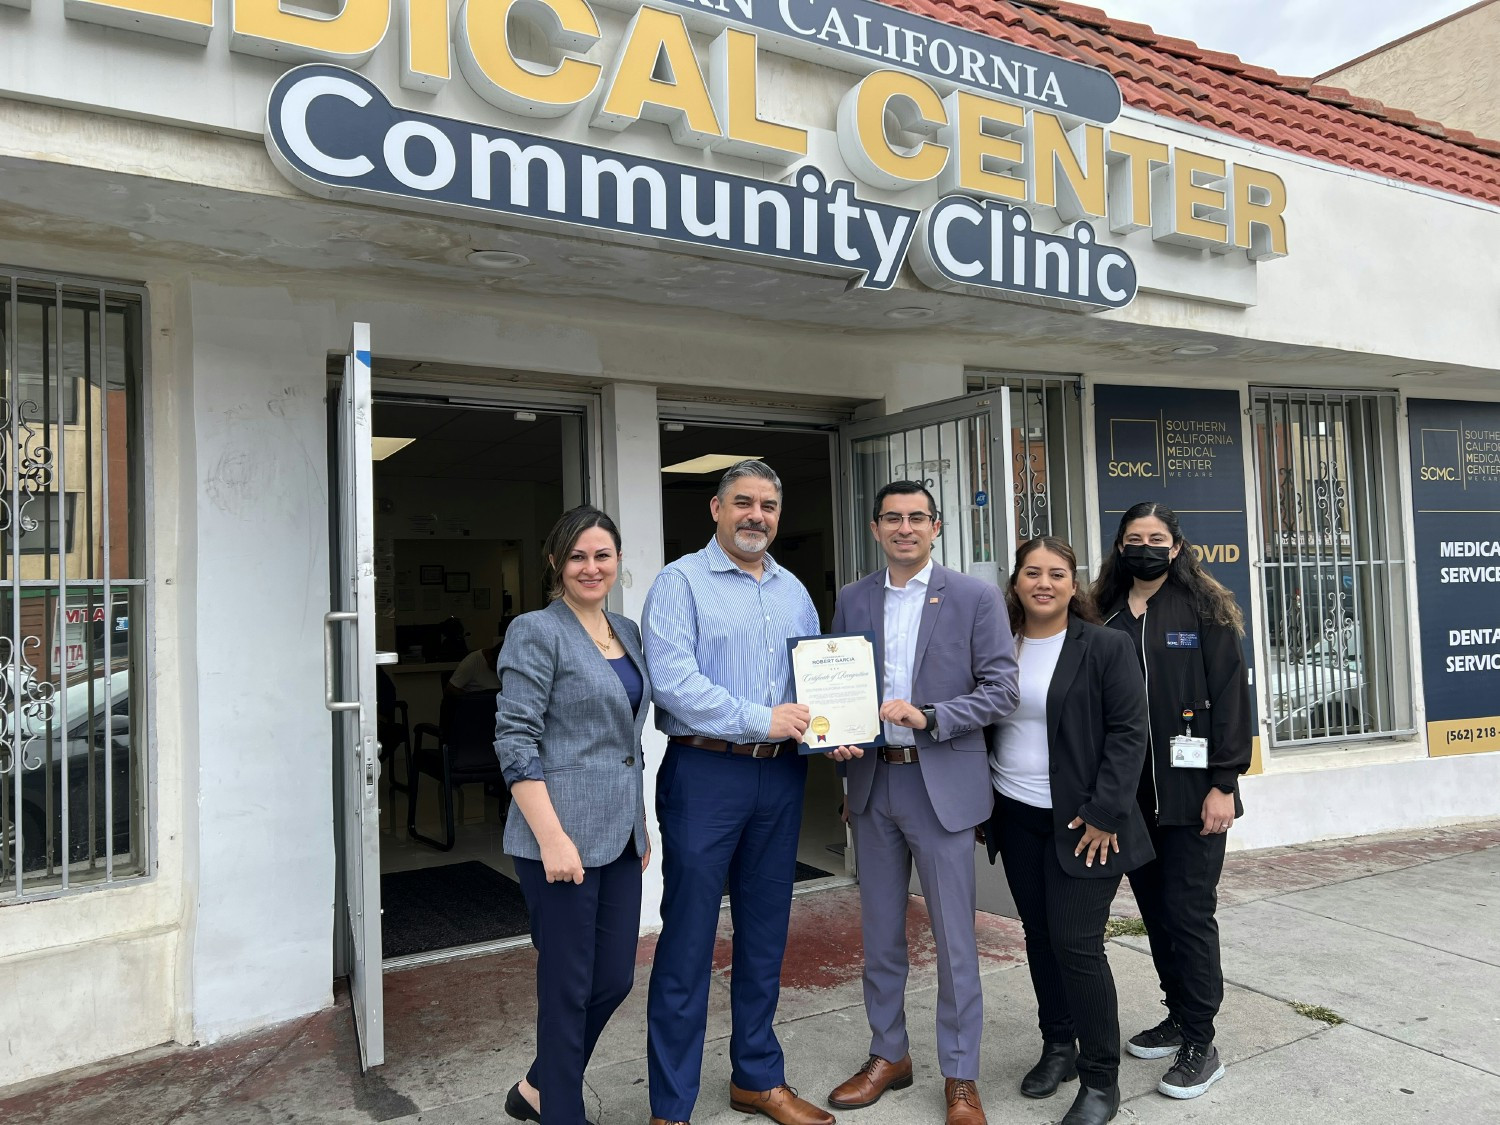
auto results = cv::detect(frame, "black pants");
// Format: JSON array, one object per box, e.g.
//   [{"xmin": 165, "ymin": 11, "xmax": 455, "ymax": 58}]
[
  {"xmin": 1126, "ymin": 820, "xmax": 1227, "ymax": 1046},
  {"xmin": 514, "ymin": 840, "xmax": 642, "ymax": 1125},
  {"xmin": 994, "ymin": 794, "xmax": 1122, "ymax": 1089}
]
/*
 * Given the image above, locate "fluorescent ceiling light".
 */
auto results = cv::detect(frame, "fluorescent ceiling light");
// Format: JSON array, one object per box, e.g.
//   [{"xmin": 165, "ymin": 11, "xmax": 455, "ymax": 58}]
[
  {"xmin": 661, "ymin": 454, "xmax": 762, "ymax": 474},
  {"xmin": 372, "ymin": 436, "xmax": 416, "ymax": 461}
]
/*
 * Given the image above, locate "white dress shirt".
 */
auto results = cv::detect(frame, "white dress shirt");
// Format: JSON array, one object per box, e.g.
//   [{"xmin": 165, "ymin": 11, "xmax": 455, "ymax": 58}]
[
  {"xmin": 989, "ymin": 629, "xmax": 1066, "ymax": 808},
  {"xmin": 882, "ymin": 560, "xmax": 934, "ymax": 746}
]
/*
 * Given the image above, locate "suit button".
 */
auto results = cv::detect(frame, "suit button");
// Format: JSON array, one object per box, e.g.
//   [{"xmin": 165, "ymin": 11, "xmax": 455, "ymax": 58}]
[{"xmin": 625, "ymin": 756, "xmax": 635, "ymax": 766}]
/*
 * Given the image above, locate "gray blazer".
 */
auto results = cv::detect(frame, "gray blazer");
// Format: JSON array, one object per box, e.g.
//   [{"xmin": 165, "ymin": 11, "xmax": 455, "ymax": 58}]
[{"xmin": 493, "ymin": 599, "xmax": 650, "ymax": 868}]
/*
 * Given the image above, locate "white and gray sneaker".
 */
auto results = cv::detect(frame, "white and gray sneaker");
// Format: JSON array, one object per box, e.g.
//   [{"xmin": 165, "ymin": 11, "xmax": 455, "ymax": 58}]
[
  {"xmin": 1125, "ymin": 1014, "xmax": 1183, "ymax": 1060},
  {"xmin": 1158, "ymin": 1042, "xmax": 1225, "ymax": 1099}
]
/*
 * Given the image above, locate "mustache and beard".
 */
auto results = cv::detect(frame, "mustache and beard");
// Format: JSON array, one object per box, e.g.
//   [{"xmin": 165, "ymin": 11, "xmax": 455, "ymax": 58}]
[{"xmin": 732, "ymin": 520, "xmax": 771, "ymax": 552}]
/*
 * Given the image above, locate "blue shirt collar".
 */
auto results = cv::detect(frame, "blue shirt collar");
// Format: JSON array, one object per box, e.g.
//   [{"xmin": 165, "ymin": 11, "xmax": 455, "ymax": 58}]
[{"xmin": 705, "ymin": 533, "xmax": 781, "ymax": 577}]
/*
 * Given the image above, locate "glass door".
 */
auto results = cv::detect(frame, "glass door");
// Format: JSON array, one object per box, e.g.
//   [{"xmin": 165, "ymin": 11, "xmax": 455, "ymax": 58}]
[
  {"xmin": 325, "ymin": 324, "xmax": 387, "ymax": 1068},
  {"xmin": 839, "ymin": 391, "xmax": 1019, "ymax": 916}
]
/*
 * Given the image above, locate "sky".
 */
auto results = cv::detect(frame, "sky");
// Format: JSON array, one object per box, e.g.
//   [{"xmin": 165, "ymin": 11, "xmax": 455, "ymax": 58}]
[{"xmin": 1092, "ymin": 0, "xmax": 1477, "ymax": 78}]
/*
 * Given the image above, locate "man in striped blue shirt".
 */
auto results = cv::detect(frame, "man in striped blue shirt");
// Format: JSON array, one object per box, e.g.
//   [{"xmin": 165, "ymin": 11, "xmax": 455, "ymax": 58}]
[{"xmin": 642, "ymin": 460, "xmax": 832, "ymax": 1125}]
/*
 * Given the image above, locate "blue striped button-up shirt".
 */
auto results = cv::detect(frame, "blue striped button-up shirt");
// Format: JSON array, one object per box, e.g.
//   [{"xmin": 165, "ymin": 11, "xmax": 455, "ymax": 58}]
[{"xmin": 643, "ymin": 536, "xmax": 820, "ymax": 743}]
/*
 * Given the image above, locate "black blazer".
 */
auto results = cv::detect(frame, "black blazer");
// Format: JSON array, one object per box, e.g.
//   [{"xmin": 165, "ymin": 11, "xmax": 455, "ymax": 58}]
[{"xmin": 986, "ymin": 618, "xmax": 1154, "ymax": 879}]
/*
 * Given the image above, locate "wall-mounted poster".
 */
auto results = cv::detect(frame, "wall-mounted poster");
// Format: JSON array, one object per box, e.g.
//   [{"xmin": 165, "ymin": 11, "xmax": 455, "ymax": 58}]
[
  {"xmin": 1408, "ymin": 399, "xmax": 1500, "ymax": 757},
  {"xmin": 419, "ymin": 564, "xmax": 445, "ymax": 585},
  {"xmin": 1093, "ymin": 384, "xmax": 1260, "ymax": 764}
]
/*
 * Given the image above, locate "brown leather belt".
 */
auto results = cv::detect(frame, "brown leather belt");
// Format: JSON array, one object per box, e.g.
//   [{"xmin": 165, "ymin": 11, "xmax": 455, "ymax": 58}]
[
  {"xmin": 674, "ymin": 735, "xmax": 795, "ymax": 759},
  {"xmin": 879, "ymin": 746, "xmax": 920, "ymax": 764}
]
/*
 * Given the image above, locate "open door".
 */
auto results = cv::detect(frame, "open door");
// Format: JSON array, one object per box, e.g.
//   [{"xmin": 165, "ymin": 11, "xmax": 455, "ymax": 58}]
[
  {"xmin": 840, "ymin": 390, "xmax": 1020, "ymax": 916},
  {"xmin": 325, "ymin": 324, "xmax": 386, "ymax": 1068}
]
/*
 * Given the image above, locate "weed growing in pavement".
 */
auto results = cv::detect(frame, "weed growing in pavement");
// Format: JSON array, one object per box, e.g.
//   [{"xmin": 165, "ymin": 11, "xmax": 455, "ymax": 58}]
[
  {"xmin": 1103, "ymin": 917, "xmax": 1148, "ymax": 938},
  {"xmin": 1290, "ymin": 1002, "xmax": 1344, "ymax": 1025}
]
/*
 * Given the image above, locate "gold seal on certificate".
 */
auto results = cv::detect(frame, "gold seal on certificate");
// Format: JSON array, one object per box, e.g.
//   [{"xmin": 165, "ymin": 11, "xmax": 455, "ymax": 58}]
[{"xmin": 787, "ymin": 632, "xmax": 886, "ymax": 754}]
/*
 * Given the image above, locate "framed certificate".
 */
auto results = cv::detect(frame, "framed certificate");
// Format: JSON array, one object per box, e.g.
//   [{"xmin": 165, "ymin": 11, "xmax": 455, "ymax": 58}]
[{"xmin": 787, "ymin": 632, "xmax": 886, "ymax": 754}]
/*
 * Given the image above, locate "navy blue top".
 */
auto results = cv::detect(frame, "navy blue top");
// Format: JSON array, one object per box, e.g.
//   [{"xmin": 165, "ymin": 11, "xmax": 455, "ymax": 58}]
[{"xmin": 609, "ymin": 655, "xmax": 644, "ymax": 713}]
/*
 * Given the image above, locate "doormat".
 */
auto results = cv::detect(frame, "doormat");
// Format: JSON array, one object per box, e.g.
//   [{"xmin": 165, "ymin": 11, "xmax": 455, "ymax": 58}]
[
  {"xmin": 380, "ymin": 861, "xmax": 530, "ymax": 958},
  {"xmin": 794, "ymin": 861, "xmax": 832, "ymax": 881}
]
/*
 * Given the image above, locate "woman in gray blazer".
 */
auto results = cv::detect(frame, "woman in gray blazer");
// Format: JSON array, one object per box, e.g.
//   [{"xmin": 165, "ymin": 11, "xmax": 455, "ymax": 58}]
[{"xmin": 494, "ymin": 505, "xmax": 651, "ymax": 1125}]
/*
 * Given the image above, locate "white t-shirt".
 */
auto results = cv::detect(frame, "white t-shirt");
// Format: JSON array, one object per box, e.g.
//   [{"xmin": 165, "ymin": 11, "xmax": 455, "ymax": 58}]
[
  {"xmin": 449, "ymin": 647, "xmax": 501, "ymax": 693},
  {"xmin": 989, "ymin": 630, "xmax": 1067, "ymax": 809}
]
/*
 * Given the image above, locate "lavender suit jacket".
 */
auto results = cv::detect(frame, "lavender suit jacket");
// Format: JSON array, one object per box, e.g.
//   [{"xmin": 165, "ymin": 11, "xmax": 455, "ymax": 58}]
[{"xmin": 832, "ymin": 563, "xmax": 1020, "ymax": 833}]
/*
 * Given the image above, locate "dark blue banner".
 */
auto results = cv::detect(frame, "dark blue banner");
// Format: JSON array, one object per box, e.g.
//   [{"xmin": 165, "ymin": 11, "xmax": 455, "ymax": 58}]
[
  {"xmin": 600, "ymin": 0, "xmax": 1122, "ymax": 124},
  {"xmin": 265, "ymin": 65, "xmax": 919, "ymax": 290},
  {"xmin": 1093, "ymin": 385, "xmax": 1259, "ymax": 748},
  {"xmin": 1408, "ymin": 399, "xmax": 1500, "ymax": 757}
]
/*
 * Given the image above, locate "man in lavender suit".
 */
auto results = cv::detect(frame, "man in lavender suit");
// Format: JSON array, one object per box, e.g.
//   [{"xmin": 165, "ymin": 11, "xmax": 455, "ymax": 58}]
[{"xmin": 824, "ymin": 481, "xmax": 1019, "ymax": 1125}]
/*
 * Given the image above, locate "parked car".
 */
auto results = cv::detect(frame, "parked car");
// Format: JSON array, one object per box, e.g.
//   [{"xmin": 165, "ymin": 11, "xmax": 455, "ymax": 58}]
[
  {"xmin": 1269, "ymin": 646, "xmax": 1369, "ymax": 742},
  {"xmin": 3, "ymin": 668, "xmax": 133, "ymax": 877}
]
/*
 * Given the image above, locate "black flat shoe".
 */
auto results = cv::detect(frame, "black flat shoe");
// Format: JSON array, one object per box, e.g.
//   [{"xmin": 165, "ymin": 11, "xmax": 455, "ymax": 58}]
[
  {"xmin": 1057, "ymin": 1082, "xmax": 1120, "ymax": 1125},
  {"xmin": 1021, "ymin": 1040, "xmax": 1079, "ymax": 1099},
  {"xmin": 505, "ymin": 1083, "xmax": 541, "ymax": 1123}
]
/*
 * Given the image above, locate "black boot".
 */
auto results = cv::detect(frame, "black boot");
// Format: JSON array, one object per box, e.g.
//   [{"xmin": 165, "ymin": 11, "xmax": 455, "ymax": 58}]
[
  {"xmin": 1020, "ymin": 1040, "xmax": 1079, "ymax": 1099},
  {"xmin": 1057, "ymin": 1082, "xmax": 1120, "ymax": 1125}
]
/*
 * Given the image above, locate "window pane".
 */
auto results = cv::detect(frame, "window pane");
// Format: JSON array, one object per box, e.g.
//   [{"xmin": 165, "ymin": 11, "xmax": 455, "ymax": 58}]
[
  {"xmin": 1, "ymin": 587, "xmax": 142, "ymax": 893},
  {"xmin": 1253, "ymin": 390, "xmax": 1414, "ymax": 746},
  {"xmin": 1, "ymin": 274, "xmax": 145, "ymax": 901}
]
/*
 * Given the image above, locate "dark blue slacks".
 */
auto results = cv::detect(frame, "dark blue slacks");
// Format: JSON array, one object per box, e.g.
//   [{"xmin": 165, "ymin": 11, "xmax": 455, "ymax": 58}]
[
  {"xmin": 514, "ymin": 841, "xmax": 642, "ymax": 1125},
  {"xmin": 646, "ymin": 743, "xmax": 807, "ymax": 1121}
]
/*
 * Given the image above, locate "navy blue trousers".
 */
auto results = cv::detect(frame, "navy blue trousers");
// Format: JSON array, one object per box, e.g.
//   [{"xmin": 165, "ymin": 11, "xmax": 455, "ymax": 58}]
[
  {"xmin": 514, "ymin": 841, "xmax": 642, "ymax": 1125},
  {"xmin": 646, "ymin": 743, "xmax": 807, "ymax": 1121}
]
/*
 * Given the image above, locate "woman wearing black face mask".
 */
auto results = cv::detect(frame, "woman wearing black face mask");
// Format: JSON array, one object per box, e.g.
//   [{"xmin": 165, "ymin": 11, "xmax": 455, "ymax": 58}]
[{"xmin": 1090, "ymin": 502, "xmax": 1251, "ymax": 1104}]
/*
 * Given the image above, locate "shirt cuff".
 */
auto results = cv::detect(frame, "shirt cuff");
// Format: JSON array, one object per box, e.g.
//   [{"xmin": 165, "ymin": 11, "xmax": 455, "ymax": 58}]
[
  {"xmin": 502, "ymin": 755, "xmax": 544, "ymax": 787},
  {"xmin": 1209, "ymin": 767, "xmax": 1240, "ymax": 792},
  {"xmin": 745, "ymin": 704, "xmax": 775, "ymax": 743}
]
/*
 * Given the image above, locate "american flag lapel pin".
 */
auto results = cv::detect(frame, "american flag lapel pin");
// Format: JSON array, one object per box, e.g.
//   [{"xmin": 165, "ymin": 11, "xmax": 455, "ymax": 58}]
[{"xmin": 929, "ymin": 596, "xmax": 940, "ymax": 604}]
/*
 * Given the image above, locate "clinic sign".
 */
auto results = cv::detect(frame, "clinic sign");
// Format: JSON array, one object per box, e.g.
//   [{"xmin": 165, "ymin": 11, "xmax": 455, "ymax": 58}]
[
  {"xmin": 1408, "ymin": 399, "xmax": 1500, "ymax": 757},
  {"xmin": 47, "ymin": 1, "xmax": 1291, "ymax": 306}
]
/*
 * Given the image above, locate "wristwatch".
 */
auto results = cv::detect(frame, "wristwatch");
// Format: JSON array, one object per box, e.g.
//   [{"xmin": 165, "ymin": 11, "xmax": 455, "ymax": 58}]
[{"xmin": 919, "ymin": 705, "xmax": 938, "ymax": 735}]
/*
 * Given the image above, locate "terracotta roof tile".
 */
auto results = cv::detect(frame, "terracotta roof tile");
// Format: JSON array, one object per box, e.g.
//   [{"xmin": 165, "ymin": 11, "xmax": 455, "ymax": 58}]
[{"xmin": 889, "ymin": 0, "xmax": 1500, "ymax": 206}]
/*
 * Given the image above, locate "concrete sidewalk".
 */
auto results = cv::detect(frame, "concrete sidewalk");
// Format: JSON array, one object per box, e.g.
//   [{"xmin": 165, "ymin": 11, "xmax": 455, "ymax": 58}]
[{"xmin": 6, "ymin": 821, "xmax": 1499, "ymax": 1124}]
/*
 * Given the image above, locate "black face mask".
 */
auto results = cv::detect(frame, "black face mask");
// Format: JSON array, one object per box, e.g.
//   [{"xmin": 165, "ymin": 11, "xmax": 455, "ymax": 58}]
[{"xmin": 1119, "ymin": 544, "xmax": 1173, "ymax": 581}]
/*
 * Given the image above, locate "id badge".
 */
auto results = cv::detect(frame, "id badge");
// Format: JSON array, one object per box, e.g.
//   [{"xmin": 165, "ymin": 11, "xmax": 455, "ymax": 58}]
[{"xmin": 1169, "ymin": 736, "xmax": 1208, "ymax": 769}]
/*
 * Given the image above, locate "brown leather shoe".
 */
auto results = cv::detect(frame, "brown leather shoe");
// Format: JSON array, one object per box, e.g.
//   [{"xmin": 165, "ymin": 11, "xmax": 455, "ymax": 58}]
[
  {"xmin": 729, "ymin": 1082, "xmax": 836, "ymax": 1125},
  {"xmin": 828, "ymin": 1054, "xmax": 915, "ymax": 1109},
  {"xmin": 944, "ymin": 1078, "xmax": 987, "ymax": 1125}
]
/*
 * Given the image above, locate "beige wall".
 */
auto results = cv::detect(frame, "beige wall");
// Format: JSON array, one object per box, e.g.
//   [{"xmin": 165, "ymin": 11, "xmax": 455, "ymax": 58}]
[{"xmin": 1321, "ymin": 1, "xmax": 1500, "ymax": 139}]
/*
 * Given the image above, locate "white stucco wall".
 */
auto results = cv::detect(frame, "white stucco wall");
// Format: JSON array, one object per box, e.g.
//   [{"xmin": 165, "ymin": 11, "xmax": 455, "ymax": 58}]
[{"xmin": 1320, "ymin": 2, "xmax": 1500, "ymax": 140}]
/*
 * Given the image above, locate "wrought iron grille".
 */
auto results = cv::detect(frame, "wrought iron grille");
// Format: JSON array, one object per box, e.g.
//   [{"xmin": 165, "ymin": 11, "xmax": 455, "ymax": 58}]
[
  {"xmin": 848, "ymin": 412, "xmax": 997, "ymax": 578},
  {"xmin": 967, "ymin": 371, "xmax": 1087, "ymax": 564},
  {"xmin": 1, "ymin": 271, "xmax": 147, "ymax": 901},
  {"xmin": 1251, "ymin": 389, "xmax": 1414, "ymax": 747}
]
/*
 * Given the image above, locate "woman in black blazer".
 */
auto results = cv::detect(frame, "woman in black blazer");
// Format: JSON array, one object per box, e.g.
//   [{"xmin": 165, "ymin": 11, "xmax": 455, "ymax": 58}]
[{"xmin": 983, "ymin": 537, "xmax": 1151, "ymax": 1125}]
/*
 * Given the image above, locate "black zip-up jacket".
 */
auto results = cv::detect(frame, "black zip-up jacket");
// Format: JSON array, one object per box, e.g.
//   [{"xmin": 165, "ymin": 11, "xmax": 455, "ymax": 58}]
[{"xmin": 1102, "ymin": 581, "xmax": 1252, "ymax": 826}]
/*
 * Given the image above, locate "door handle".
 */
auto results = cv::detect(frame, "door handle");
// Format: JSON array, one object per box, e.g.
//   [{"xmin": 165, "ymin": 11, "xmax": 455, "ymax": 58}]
[{"xmin": 324, "ymin": 610, "xmax": 360, "ymax": 712}]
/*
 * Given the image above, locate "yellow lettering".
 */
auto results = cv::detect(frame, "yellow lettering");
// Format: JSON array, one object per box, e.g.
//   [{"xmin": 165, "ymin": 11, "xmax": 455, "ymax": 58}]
[
  {"xmin": 837, "ymin": 71, "xmax": 948, "ymax": 191},
  {"xmin": 1104, "ymin": 133, "xmax": 1170, "ymax": 234},
  {"xmin": 1030, "ymin": 112, "xmax": 1106, "ymax": 220},
  {"xmin": 937, "ymin": 90, "xmax": 1025, "ymax": 202},
  {"xmin": 1153, "ymin": 149, "xmax": 1230, "ymax": 249},
  {"xmin": 595, "ymin": 7, "xmax": 722, "ymax": 147},
  {"xmin": 457, "ymin": 0, "xmax": 601, "ymax": 119},
  {"xmin": 1233, "ymin": 164, "xmax": 1289, "ymax": 260},
  {"xmin": 231, "ymin": 0, "xmax": 389, "ymax": 64},
  {"xmin": 64, "ymin": 0, "xmax": 213, "ymax": 45},
  {"xmin": 401, "ymin": 0, "xmax": 450, "ymax": 93},
  {"xmin": 708, "ymin": 28, "xmax": 807, "ymax": 164}
]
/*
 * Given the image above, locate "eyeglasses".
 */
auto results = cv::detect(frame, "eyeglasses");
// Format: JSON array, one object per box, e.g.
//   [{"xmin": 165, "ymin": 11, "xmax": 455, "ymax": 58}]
[{"xmin": 876, "ymin": 512, "xmax": 936, "ymax": 528}]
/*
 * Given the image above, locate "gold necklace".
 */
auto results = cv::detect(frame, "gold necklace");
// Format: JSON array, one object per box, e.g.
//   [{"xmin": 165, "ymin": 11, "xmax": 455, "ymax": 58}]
[{"xmin": 591, "ymin": 619, "xmax": 616, "ymax": 653}]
